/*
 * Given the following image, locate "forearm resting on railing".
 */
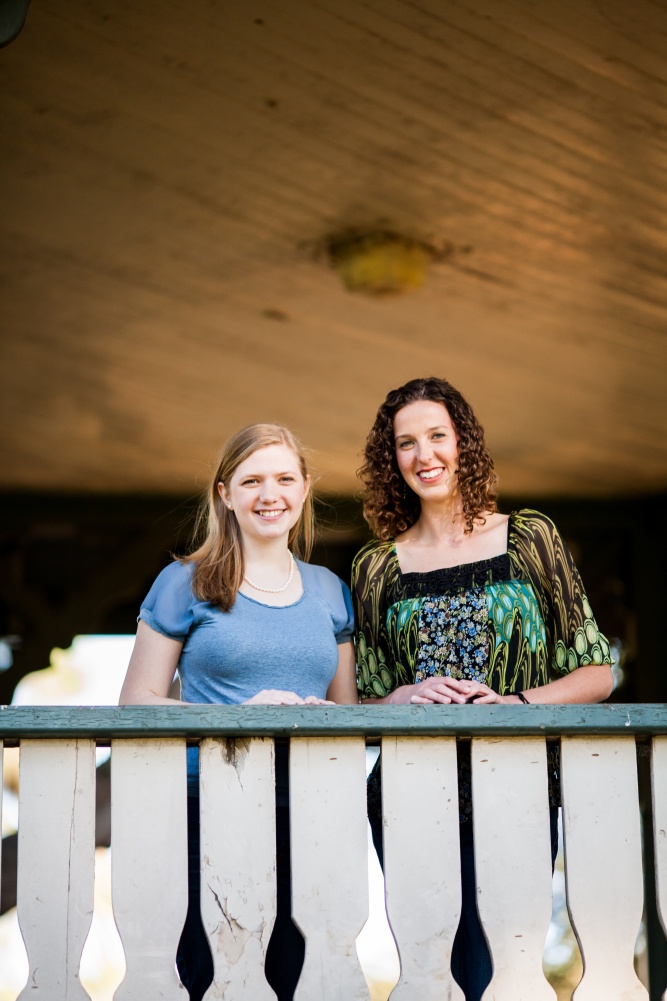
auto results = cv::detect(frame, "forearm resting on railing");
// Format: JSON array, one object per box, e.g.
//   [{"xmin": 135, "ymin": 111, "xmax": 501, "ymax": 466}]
[
  {"xmin": 363, "ymin": 663, "xmax": 614, "ymax": 706},
  {"xmin": 506, "ymin": 663, "xmax": 614, "ymax": 705}
]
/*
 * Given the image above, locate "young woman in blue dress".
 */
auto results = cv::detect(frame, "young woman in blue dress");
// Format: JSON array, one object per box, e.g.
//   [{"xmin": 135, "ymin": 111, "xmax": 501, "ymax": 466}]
[
  {"xmin": 352, "ymin": 376, "xmax": 614, "ymax": 1001},
  {"xmin": 120, "ymin": 423, "xmax": 357, "ymax": 1001}
]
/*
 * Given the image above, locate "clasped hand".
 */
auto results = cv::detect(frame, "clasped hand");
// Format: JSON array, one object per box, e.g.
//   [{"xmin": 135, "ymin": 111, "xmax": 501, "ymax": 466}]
[
  {"xmin": 407, "ymin": 677, "xmax": 505, "ymax": 705},
  {"xmin": 243, "ymin": 690, "xmax": 334, "ymax": 706}
]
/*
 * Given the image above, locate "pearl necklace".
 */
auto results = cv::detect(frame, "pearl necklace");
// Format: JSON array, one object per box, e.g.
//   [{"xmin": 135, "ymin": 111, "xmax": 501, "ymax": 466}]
[{"xmin": 243, "ymin": 551, "xmax": 295, "ymax": 593}]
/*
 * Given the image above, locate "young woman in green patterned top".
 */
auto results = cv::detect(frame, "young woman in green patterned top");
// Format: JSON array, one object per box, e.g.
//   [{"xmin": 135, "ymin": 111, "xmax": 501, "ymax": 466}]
[{"xmin": 352, "ymin": 376, "xmax": 613, "ymax": 1001}]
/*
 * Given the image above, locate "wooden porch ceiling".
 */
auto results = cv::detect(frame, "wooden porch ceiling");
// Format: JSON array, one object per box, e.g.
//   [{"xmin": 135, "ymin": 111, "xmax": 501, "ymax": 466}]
[{"xmin": 1, "ymin": 0, "xmax": 666, "ymax": 498}]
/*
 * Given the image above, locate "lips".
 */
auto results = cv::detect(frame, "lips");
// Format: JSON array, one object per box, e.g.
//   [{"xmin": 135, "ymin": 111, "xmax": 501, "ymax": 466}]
[
  {"xmin": 255, "ymin": 509, "xmax": 286, "ymax": 519},
  {"xmin": 417, "ymin": 467, "xmax": 444, "ymax": 482}
]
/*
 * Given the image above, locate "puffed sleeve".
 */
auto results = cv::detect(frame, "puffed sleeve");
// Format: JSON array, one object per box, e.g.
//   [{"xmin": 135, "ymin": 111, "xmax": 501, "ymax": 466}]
[
  {"xmin": 512, "ymin": 510, "xmax": 612, "ymax": 676},
  {"xmin": 138, "ymin": 561, "xmax": 197, "ymax": 640},
  {"xmin": 335, "ymin": 580, "xmax": 355, "ymax": 643},
  {"xmin": 298, "ymin": 562, "xmax": 355, "ymax": 642},
  {"xmin": 352, "ymin": 540, "xmax": 395, "ymax": 699}
]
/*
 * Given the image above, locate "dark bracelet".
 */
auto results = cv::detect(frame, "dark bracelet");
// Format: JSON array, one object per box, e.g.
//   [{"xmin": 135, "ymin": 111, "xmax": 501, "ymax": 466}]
[{"xmin": 515, "ymin": 691, "xmax": 530, "ymax": 704}]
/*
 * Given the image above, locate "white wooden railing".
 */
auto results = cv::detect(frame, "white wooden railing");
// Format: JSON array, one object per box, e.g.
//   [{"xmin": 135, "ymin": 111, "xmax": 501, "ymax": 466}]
[{"xmin": 1, "ymin": 704, "xmax": 665, "ymax": 1000}]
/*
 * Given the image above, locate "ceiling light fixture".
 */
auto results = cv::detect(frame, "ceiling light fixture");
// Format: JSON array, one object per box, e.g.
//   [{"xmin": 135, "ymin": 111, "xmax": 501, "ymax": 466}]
[{"xmin": 326, "ymin": 228, "xmax": 445, "ymax": 296}]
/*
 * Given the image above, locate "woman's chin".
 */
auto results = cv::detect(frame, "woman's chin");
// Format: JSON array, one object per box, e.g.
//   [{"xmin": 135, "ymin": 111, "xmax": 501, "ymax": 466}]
[{"xmin": 411, "ymin": 480, "xmax": 457, "ymax": 504}]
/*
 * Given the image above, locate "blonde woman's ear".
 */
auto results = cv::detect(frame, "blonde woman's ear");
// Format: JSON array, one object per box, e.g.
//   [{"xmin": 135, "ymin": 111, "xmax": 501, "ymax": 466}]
[{"xmin": 217, "ymin": 481, "xmax": 233, "ymax": 510}]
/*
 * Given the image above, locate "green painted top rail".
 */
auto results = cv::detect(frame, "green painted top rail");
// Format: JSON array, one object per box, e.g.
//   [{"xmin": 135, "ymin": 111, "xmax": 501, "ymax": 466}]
[{"xmin": 0, "ymin": 703, "xmax": 664, "ymax": 743}]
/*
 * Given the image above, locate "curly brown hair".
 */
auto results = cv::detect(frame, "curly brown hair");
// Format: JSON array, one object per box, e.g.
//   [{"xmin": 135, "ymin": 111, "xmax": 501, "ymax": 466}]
[{"xmin": 359, "ymin": 376, "xmax": 498, "ymax": 539}]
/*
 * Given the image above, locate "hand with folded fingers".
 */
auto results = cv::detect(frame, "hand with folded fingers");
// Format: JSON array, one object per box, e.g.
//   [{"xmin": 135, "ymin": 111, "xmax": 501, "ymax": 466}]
[
  {"xmin": 409, "ymin": 676, "xmax": 504, "ymax": 705},
  {"xmin": 243, "ymin": 689, "xmax": 333, "ymax": 706}
]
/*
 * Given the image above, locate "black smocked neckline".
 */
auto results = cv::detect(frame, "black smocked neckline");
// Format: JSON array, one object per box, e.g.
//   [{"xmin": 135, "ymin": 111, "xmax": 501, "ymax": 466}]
[
  {"xmin": 399, "ymin": 552, "xmax": 511, "ymax": 594},
  {"xmin": 393, "ymin": 512, "xmax": 515, "ymax": 593}
]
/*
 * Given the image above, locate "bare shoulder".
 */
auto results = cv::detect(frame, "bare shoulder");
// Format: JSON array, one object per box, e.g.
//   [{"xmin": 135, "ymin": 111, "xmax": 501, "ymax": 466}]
[
  {"xmin": 467, "ymin": 511, "xmax": 510, "ymax": 558},
  {"xmin": 393, "ymin": 524, "xmax": 415, "ymax": 546},
  {"xmin": 475, "ymin": 511, "xmax": 509, "ymax": 534}
]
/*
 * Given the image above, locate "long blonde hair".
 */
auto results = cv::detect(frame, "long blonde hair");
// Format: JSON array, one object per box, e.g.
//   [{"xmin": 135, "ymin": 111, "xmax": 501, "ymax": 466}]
[{"xmin": 183, "ymin": 424, "xmax": 314, "ymax": 611}]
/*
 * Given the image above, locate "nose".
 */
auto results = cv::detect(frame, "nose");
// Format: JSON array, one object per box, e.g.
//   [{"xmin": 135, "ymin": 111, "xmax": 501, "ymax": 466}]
[
  {"xmin": 416, "ymin": 438, "xmax": 434, "ymax": 464},
  {"xmin": 258, "ymin": 478, "xmax": 278, "ymax": 503}
]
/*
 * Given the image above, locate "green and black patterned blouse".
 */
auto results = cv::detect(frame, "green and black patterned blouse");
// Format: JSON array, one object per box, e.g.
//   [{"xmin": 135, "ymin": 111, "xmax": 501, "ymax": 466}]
[
  {"xmin": 353, "ymin": 509, "xmax": 611, "ymax": 700},
  {"xmin": 352, "ymin": 510, "xmax": 612, "ymax": 819}
]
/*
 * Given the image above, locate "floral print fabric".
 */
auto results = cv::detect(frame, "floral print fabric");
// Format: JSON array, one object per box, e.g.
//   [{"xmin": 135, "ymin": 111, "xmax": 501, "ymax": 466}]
[{"xmin": 415, "ymin": 590, "xmax": 490, "ymax": 683}]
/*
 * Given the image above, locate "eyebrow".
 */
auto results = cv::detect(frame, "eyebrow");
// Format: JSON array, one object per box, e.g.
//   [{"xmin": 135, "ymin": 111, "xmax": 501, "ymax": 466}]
[
  {"xmin": 394, "ymin": 425, "xmax": 449, "ymax": 440},
  {"xmin": 240, "ymin": 469, "xmax": 299, "ymax": 477}
]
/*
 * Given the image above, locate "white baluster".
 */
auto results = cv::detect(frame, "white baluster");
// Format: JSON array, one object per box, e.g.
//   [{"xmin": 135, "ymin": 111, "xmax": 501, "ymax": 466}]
[
  {"xmin": 382, "ymin": 735, "xmax": 463, "ymax": 1001},
  {"xmin": 199, "ymin": 737, "xmax": 276, "ymax": 1001},
  {"xmin": 111, "ymin": 738, "xmax": 188, "ymax": 1000},
  {"xmin": 17, "ymin": 739, "xmax": 96, "ymax": 1001},
  {"xmin": 561, "ymin": 736, "xmax": 648, "ymax": 1001},
  {"xmin": 652, "ymin": 736, "xmax": 667, "ymax": 944},
  {"xmin": 290, "ymin": 737, "xmax": 369, "ymax": 1001},
  {"xmin": 471, "ymin": 736, "xmax": 555, "ymax": 1001}
]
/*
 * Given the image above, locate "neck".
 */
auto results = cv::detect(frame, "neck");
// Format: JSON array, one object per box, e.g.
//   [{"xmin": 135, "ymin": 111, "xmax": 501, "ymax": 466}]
[
  {"xmin": 241, "ymin": 534, "xmax": 292, "ymax": 570},
  {"xmin": 409, "ymin": 496, "xmax": 467, "ymax": 546}
]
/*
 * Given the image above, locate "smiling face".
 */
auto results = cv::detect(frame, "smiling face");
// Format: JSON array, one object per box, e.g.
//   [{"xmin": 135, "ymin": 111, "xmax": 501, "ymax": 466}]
[
  {"xmin": 393, "ymin": 399, "xmax": 460, "ymax": 506},
  {"xmin": 218, "ymin": 443, "xmax": 310, "ymax": 547}
]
